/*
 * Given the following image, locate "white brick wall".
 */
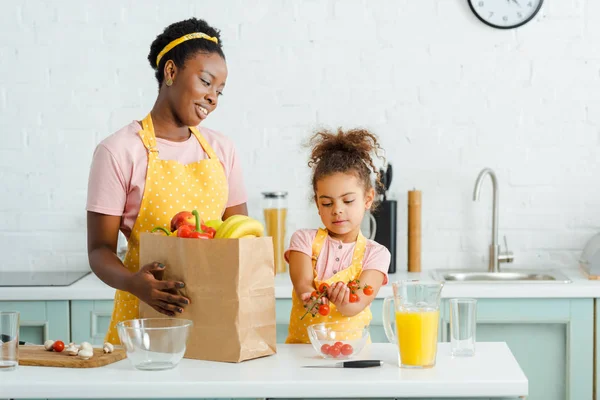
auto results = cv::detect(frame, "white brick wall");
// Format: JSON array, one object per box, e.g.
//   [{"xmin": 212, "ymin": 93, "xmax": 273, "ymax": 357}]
[{"xmin": 1, "ymin": 0, "xmax": 599, "ymax": 273}]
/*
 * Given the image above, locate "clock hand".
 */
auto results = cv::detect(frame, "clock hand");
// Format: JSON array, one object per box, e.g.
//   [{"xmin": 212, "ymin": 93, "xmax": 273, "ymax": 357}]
[{"xmin": 511, "ymin": 0, "xmax": 521, "ymax": 6}]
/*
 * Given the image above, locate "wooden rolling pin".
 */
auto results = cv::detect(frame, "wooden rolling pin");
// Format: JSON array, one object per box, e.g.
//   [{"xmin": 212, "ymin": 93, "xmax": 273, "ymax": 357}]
[{"xmin": 408, "ymin": 189, "xmax": 421, "ymax": 272}]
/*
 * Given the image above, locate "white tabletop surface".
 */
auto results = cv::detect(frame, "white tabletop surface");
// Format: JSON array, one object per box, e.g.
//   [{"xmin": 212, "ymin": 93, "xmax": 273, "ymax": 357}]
[
  {"xmin": 0, "ymin": 343, "xmax": 527, "ymax": 399},
  {"xmin": 1, "ymin": 265, "xmax": 598, "ymax": 301}
]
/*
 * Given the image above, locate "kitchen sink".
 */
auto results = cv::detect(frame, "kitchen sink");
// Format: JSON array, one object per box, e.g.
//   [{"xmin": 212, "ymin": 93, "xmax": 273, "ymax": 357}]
[{"xmin": 430, "ymin": 269, "xmax": 572, "ymax": 284}]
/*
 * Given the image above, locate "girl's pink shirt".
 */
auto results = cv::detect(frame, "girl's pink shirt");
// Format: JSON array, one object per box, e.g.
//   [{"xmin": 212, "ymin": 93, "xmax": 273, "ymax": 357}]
[
  {"xmin": 86, "ymin": 120, "xmax": 247, "ymax": 240},
  {"xmin": 284, "ymin": 229, "xmax": 390, "ymax": 285}
]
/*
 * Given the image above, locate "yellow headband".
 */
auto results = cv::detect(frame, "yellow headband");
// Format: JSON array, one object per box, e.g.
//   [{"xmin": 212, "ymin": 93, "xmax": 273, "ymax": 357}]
[{"xmin": 155, "ymin": 32, "xmax": 219, "ymax": 67}]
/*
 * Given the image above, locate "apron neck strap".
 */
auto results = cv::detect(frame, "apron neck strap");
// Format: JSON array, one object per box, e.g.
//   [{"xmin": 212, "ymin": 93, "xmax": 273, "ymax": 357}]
[{"xmin": 138, "ymin": 113, "xmax": 219, "ymax": 160}]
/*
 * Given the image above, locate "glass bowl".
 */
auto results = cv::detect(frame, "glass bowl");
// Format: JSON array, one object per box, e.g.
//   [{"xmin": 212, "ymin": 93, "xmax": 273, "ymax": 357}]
[
  {"xmin": 117, "ymin": 318, "xmax": 193, "ymax": 370},
  {"xmin": 307, "ymin": 322, "xmax": 370, "ymax": 359}
]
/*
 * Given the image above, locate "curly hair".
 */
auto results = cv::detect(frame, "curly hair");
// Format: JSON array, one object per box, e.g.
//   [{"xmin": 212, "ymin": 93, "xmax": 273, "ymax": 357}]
[
  {"xmin": 307, "ymin": 127, "xmax": 386, "ymax": 209},
  {"xmin": 147, "ymin": 17, "xmax": 225, "ymax": 87}
]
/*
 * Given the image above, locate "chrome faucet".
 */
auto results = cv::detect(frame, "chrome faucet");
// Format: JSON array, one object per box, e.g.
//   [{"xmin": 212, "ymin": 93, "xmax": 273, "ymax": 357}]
[{"xmin": 473, "ymin": 168, "xmax": 514, "ymax": 272}]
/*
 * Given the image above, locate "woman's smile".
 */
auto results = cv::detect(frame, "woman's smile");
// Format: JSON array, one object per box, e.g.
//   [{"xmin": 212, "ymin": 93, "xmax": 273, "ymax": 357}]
[{"xmin": 195, "ymin": 103, "xmax": 209, "ymax": 119}]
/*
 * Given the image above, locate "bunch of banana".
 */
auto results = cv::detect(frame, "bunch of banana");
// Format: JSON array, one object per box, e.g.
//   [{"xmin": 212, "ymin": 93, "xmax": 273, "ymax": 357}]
[{"xmin": 215, "ymin": 215, "xmax": 265, "ymax": 239}]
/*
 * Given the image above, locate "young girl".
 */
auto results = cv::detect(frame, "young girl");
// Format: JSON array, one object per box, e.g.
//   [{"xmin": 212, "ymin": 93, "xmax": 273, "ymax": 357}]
[{"xmin": 284, "ymin": 128, "xmax": 391, "ymax": 344}]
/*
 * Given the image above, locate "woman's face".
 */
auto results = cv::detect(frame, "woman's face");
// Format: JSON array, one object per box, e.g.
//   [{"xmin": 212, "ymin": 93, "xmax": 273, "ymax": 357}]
[{"xmin": 165, "ymin": 51, "xmax": 227, "ymax": 127}]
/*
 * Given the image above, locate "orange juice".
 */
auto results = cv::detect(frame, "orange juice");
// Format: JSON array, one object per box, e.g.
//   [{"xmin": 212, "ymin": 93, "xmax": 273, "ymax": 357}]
[
  {"xmin": 395, "ymin": 308, "xmax": 439, "ymax": 367},
  {"xmin": 264, "ymin": 207, "xmax": 287, "ymax": 274}
]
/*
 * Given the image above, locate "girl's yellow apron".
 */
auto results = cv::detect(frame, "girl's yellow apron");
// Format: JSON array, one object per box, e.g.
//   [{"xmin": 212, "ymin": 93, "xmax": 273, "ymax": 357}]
[
  {"xmin": 285, "ymin": 228, "xmax": 372, "ymax": 344},
  {"xmin": 104, "ymin": 113, "xmax": 229, "ymax": 344}
]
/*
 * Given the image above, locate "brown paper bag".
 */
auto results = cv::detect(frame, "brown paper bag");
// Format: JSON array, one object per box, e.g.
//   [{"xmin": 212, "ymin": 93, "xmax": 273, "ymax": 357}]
[{"xmin": 138, "ymin": 233, "xmax": 277, "ymax": 363}]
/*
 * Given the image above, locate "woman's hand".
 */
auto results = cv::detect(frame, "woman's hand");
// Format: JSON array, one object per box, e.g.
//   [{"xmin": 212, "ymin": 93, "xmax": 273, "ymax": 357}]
[{"xmin": 127, "ymin": 262, "xmax": 190, "ymax": 317}]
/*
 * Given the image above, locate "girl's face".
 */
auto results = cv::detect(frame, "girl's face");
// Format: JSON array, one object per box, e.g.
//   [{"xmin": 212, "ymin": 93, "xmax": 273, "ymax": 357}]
[
  {"xmin": 165, "ymin": 51, "xmax": 227, "ymax": 127},
  {"xmin": 315, "ymin": 172, "xmax": 375, "ymax": 242}
]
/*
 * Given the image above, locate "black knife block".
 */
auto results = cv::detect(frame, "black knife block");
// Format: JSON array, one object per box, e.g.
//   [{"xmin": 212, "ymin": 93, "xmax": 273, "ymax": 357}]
[{"xmin": 372, "ymin": 200, "xmax": 397, "ymax": 274}]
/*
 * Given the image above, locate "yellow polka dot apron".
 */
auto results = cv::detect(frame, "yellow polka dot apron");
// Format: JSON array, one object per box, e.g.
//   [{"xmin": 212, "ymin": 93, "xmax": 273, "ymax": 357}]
[
  {"xmin": 285, "ymin": 228, "xmax": 372, "ymax": 344},
  {"xmin": 104, "ymin": 113, "xmax": 229, "ymax": 344}
]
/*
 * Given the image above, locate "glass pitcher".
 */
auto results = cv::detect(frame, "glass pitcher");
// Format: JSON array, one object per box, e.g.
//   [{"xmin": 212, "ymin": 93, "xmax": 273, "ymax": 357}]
[
  {"xmin": 382, "ymin": 280, "xmax": 444, "ymax": 368},
  {"xmin": 262, "ymin": 191, "xmax": 288, "ymax": 274}
]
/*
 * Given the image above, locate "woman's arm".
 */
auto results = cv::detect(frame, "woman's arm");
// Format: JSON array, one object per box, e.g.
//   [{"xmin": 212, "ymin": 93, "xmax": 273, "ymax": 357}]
[
  {"xmin": 87, "ymin": 211, "xmax": 133, "ymax": 291},
  {"xmin": 87, "ymin": 211, "xmax": 190, "ymax": 316},
  {"xmin": 222, "ymin": 203, "xmax": 248, "ymax": 220},
  {"xmin": 327, "ymin": 269, "xmax": 386, "ymax": 317}
]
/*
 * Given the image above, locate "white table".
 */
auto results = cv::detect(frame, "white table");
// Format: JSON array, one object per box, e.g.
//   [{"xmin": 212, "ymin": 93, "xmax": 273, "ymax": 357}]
[{"xmin": 0, "ymin": 343, "xmax": 527, "ymax": 399}]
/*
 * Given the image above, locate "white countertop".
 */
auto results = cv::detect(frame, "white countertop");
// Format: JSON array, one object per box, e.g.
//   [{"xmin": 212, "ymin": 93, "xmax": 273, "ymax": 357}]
[
  {"xmin": 1, "ymin": 266, "xmax": 599, "ymax": 301},
  {"xmin": 0, "ymin": 343, "xmax": 528, "ymax": 399}
]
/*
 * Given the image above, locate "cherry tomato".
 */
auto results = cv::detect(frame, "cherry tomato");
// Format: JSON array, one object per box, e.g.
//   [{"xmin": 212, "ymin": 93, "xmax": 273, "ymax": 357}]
[
  {"xmin": 347, "ymin": 280, "xmax": 360, "ymax": 292},
  {"xmin": 52, "ymin": 340, "xmax": 65, "ymax": 352},
  {"xmin": 318, "ymin": 304, "xmax": 330, "ymax": 316},
  {"xmin": 334, "ymin": 341, "xmax": 344, "ymax": 348},
  {"xmin": 349, "ymin": 293, "xmax": 359, "ymax": 303},
  {"xmin": 311, "ymin": 291, "xmax": 318, "ymax": 299},
  {"xmin": 341, "ymin": 344, "xmax": 354, "ymax": 356},
  {"xmin": 328, "ymin": 346, "xmax": 341, "ymax": 357},
  {"xmin": 363, "ymin": 285, "xmax": 374, "ymax": 296},
  {"xmin": 321, "ymin": 344, "xmax": 331, "ymax": 355},
  {"xmin": 318, "ymin": 283, "xmax": 330, "ymax": 294}
]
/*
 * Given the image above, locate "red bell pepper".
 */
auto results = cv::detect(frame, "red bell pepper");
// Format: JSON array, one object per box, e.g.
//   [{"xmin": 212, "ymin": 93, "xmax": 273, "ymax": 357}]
[
  {"xmin": 176, "ymin": 210, "xmax": 211, "ymax": 239},
  {"xmin": 152, "ymin": 210, "xmax": 215, "ymax": 239}
]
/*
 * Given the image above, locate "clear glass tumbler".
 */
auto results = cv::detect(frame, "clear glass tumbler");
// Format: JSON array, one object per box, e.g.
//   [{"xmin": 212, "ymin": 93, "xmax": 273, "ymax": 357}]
[
  {"xmin": 449, "ymin": 298, "xmax": 477, "ymax": 357},
  {"xmin": 0, "ymin": 311, "xmax": 20, "ymax": 371}
]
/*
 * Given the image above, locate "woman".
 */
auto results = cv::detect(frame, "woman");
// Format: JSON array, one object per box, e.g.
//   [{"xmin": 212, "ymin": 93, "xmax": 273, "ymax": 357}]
[{"xmin": 86, "ymin": 18, "xmax": 248, "ymax": 344}]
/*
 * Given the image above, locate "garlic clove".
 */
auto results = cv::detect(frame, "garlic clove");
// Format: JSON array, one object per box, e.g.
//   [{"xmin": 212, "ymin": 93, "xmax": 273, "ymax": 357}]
[
  {"xmin": 43, "ymin": 340, "xmax": 55, "ymax": 351},
  {"xmin": 78, "ymin": 349, "xmax": 94, "ymax": 360},
  {"xmin": 103, "ymin": 342, "xmax": 114, "ymax": 354}
]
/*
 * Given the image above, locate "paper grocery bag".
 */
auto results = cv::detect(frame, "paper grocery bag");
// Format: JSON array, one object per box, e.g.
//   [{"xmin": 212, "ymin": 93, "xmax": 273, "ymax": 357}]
[{"xmin": 138, "ymin": 233, "xmax": 277, "ymax": 363}]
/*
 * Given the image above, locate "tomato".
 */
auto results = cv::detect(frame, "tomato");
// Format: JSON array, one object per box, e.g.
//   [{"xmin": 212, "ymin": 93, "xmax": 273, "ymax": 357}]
[
  {"xmin": 321, "ymin": 344, "xmax": 331, "ymax": 355},
  {"xmin": 363, "ymin": 285, "xmax": 374, "ymax": 296},
  {"xmin": 347, "ymin": 279, "xmax": 360, "ymax": 292},
  {"xmin": 318, "ymin": 304, "xmax": 330, "ymax": 316},
  {"xmin": 341, "ymin": 344, "xmax": 354, "ymax": 356},
  {"xmin": 333, "ymin": 341, "xmax": 344, "ymax": 348},
  {"xmin": 52, "ymin": 340, "xmax": 65, "ymax": 352},
  {"xmin": 349, "ymin": 293, "xmax": 359, "ymax": 303},
  {"xmin": 318, "ymin": 282, "xmax": 330, "ymax": 294},
  {"xmin": 311, "ymin": 291, "xmax": 318, "ymax": 299},
  {"xmin": 328, "ymin": 346, "xmax": 341, "ymax": 357}
]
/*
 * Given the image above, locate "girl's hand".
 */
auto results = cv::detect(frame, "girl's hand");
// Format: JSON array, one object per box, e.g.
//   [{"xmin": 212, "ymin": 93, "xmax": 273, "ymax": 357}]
[
  {"xmin": 300, "ymin": 292, "xmax": 327, "ymax": 314},
  {"xmin": 327, "ymin": 281, "xmax": 350, "ymax": 308}
]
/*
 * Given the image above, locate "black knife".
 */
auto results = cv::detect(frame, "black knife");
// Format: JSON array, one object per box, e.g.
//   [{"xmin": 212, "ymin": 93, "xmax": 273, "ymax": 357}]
[{"xmin": 302, "ymin": 360, "xmax": 383, "ymax": 368}]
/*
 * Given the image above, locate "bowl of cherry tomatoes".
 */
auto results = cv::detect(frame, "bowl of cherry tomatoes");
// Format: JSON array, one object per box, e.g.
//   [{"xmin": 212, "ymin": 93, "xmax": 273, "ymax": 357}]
[{"xmin": 307, "ymin": 322, "xmax": 369, "ymax": 359}]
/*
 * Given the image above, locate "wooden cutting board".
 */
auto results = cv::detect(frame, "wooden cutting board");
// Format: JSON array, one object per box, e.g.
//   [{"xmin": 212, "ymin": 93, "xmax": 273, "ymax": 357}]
[{"xmin": 18, "ymin": 345, "xmax": 127, "ymax": 368}]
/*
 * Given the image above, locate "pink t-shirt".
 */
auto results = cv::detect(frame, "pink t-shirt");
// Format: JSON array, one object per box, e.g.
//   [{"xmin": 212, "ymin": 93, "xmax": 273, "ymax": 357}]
[
  {"xmin": 284, "ymin": 229, "xmax": 391, "ymax": 285},
  {"xmin": 86, "ymin": 120, "xmax": 247, "ymax": 240}
]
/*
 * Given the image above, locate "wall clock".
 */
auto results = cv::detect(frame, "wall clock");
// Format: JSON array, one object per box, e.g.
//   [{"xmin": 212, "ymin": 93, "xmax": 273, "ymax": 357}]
[{"xmin": 468, "ymin": 0, "xmax": 544, "ymax": 29}]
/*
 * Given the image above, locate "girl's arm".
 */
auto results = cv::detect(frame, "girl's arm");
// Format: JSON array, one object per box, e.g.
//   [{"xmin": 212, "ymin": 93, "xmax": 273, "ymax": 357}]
[
  {"xmin": 288, "ymin": 251, "xmax": 320, "ymax": 311},
  {"xmin": 327, "ymin": 269, "xmax": 386, "ymax": 317}
]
